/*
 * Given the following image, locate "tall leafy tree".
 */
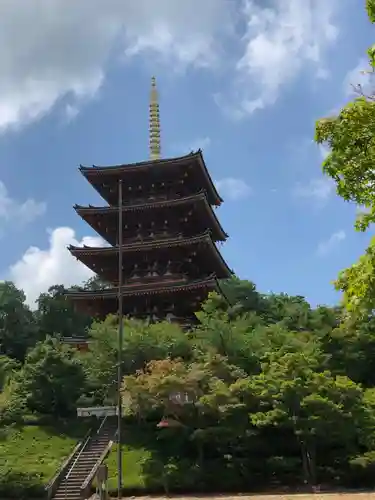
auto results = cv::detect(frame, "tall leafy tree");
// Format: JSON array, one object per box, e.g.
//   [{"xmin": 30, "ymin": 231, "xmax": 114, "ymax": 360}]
[
  {"xmin": 315, "ymin": 1, "xmax": 375, "ymax": 317},
  {"xmin": 249, "ymin": 349, "xmax": 373, "ymax": 486},
  {"xmin": 35, "ymin": 284, "xmax": 92, "ymax": 339},
  {"xmin": 83, "ymin": 316, "xmax": 193, "ymax": 403},
  {"xmin": 0, "ymin": 355, "xmax": 19, "ymax": 390},
  {"xmin": 0, "ymin": 282, "xmax": 39, "ymax": 361},
  {"xmin": 15, "ymin": 337, "xmax": 86, "ymax": 416}
]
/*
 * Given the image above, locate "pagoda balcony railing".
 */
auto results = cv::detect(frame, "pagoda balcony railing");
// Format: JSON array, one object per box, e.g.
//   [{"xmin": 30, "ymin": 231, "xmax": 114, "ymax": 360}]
[
  {"xmin": 118, "ymin": 190, "xmax": 190, "ymax": 207},
  {"xmin": 120, "ymin": 231, "xmax": 183, "ymax": 243},
  {"xmin": 113, "ymin": 272, "xmax": 188, "ymax": 288}
]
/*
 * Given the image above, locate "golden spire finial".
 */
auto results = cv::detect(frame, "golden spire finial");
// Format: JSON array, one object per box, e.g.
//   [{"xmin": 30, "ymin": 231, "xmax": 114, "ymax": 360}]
[{"xmin": 149, "ymin": 76, "xmax": 161, "ymax": 160}]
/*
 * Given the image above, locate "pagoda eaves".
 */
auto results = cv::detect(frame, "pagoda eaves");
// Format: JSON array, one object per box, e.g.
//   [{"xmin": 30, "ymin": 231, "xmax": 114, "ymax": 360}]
[
  {"xmin": 68, "ymin": 231, "xmax": 232, "ymax": 284},
  {"xmin": 68, "ymin": 275, "xmax": 222, "ymax": 322},
  {"xmin": 73, "ymin": 191, "xmax": 228, "ymax": 246},
  {"xmin": 79, "ymin": 150, "xmax": 222, "ymax": 207}
]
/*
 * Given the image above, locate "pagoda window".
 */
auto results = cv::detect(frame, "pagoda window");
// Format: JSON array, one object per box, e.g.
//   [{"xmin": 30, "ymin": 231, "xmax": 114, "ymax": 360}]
[
  {"xmin": 151, "ymin": 262, "xmax": 159, "ymax": 276},
  {"xmin": 130, "ymin": 265, "xmax": 140, "ymax": 279}
]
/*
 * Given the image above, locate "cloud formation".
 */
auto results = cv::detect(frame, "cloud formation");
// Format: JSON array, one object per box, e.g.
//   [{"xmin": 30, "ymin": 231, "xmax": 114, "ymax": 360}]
[
  {"xmin": 0, "ymin": 0, "xmax": 339, "ymax": 130},
  {"xmin": 0, "ymin": 181, "xmax": 46, "ymax": 229},
  {"xmin": 293, "ymin": 177, "xmax": 335, "ymax": 206},
  {"xmin": 0, "ymin": 0, "xmax": 231, "ymax": 130},
  {"xmin": 220, "ymin": 0, "xmax": 339, "ymax": 117},
  {"xmin": 215, "ymin": 177, "xmax": 251, "ymax": 201},
  {"xmin": 317, "ymin": 230, "xmax": 346, "ymax": 256},
  {"xmin": 8, "ymin": 227, "xmax": 105, "ymax": 307}
]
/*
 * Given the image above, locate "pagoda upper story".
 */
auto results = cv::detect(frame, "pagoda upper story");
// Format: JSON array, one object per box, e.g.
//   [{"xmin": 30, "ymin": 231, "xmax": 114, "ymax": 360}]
[
  {"xmin": 78, "ymin": 150, "xmax": 222, "ymax": 208},
  {"xmin": 66, "ymin": 77, "xmax": 232, "ymax": 324}
]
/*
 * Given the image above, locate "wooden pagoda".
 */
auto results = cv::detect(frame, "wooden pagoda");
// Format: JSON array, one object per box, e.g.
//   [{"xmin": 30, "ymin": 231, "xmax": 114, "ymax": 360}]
[{"xmin": 66, "ymin": 77, "xmax": 232, "ymax": 324}]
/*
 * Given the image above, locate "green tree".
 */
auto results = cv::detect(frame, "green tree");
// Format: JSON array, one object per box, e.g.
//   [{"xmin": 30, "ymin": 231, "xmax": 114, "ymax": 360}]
[
  {"xmin": 83, "ymin": 275, "xmax": 111, "ymax": 290},
  {"xmin": 249, "ymin": 349, "xmax": 372, "ymax": 487},
  {"xmin": 35, "ymin": 284, "xmax": 92, "ymax": 339},
  {"xmin": 15, "ymin": 337, "xmax": 86, "ymax": 416},
  {"xmin": 322, "ymin": 316, "xmax": 375, "ymax": 387},
  {"xmin": 315, "ymin": 2, "xmax": 375, "ymax": 317},
  {"xmin": 0, "ymin": 355, "xmax": 19, "ymax": 390},
  {"xmin": 0, "ymin": 282, "xmax": 39, "ymax": 361},
  {"xmin": 83, "ymin": 316, "xmax": 193, "ymax": 403}
]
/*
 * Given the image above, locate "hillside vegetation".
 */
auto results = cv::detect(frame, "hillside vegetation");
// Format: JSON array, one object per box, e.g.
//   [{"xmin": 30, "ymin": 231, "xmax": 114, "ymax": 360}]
[{"xmin": 2, "ymin": 2, "xmax": 375, "ymax": 497}]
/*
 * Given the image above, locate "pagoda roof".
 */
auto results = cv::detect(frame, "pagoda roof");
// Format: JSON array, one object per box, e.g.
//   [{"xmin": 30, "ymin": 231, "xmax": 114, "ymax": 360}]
[
  {"xmin": 66, "ymin": 274, "xmax": 220, "ymax": 299},
  {"xmin": 74, "ymin": 191, "xmax": 228, "ymax": 242},
  {"xmin": 79, "ymin": 150, "xmax": 223, "ymax": 206},
  {"xmin": 68, "ymin": 231, "xmax": 233, "ymax": 279}
]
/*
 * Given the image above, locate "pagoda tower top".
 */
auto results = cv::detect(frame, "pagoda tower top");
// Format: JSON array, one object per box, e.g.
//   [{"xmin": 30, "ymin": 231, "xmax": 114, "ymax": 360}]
[{"xmin": 149, "ymin": 76, "xmax": 161, "ymax": 160}]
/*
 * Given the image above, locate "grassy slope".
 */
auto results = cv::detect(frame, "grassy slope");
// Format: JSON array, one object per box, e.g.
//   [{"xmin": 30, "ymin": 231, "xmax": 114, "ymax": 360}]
[
  {"xmin": 0, "ymin": 422, "xmax": 150, "ymax": 489},
  {"xmin": 0, "ymin": 421, "xmax": 88, "ymax": 482},
  {"xmin": 105, "ymin": 443, "xmax": 151, "ymax": 490}
]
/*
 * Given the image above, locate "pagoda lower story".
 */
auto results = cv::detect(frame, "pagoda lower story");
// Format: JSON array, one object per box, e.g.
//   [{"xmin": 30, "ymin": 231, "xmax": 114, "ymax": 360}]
[{"xmin": 68, "ymin": 275, "xmax": 221, "ymax": 324}]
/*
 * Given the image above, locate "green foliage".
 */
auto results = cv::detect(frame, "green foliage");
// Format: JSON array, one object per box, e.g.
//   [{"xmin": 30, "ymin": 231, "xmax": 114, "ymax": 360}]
[
  {"xmin": 314, "ymin": 3, "xmax": 375, "ymax": 319},
  {"xmin": 3, "ymin": 272, "xmax": 375, "ymax": 492},
  {"xmin": 0, "ymin": 281, "xmax": 39, "ymax": 361},
  {"xmin": 0, "ymin": 355, "xmax": 19, "ymax": 389},
  {"xmin": 367, "ymin": 0, "xmax": 375, "ymax": 22},
  {"xmin": 0, "ymin": 423, "xmax": 89, "ymax": 498},
  {"xmin": 0, "ymin": 470, "xmax": 44, "ymax": 499},
  {"xmin": 35, "ymin": 284, "xmax": 92, "ymax": 339},
  {"xmin": 82, "ymin": 315, "xmax": 193, "ymax": 403},
  {"xmin": 249, "ymin": 350, "xmax": 373, "ymax": 485},
  {"xmin": 14, "ymin": 337, "xmax": 86, "ymax": 416}
]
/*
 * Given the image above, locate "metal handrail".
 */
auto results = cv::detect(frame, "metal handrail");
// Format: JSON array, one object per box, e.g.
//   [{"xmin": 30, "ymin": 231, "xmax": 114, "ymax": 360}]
[
  {"xmin": 80, "ymin": 438, "xmax": 114, "ymax": 495},
  {"xmin": 96, "ymin": 415, "xmax": 108, "ymax": 435},
  {"xmin": 64, "ymin": 432, "xmax": 92, "ymax": 500},
  {"xmin": 79, "ymin": 415, "xmax": 112, "ymax": 497},
  {"xmin": 64, "ymin": 416, "xmax": 108, "ymax": 499}
]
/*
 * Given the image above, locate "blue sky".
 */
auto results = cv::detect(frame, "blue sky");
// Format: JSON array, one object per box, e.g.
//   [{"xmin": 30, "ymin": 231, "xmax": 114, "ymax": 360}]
[{"xmin": 0, "ymin": 0, "xmax": 372, "ymax": 307}]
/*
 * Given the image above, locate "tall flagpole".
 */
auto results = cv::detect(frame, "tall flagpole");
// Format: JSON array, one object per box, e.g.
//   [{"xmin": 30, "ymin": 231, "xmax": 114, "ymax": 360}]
[{"xmin": 117, "ymin": 178, "xmax": 123, "ymax": 499}]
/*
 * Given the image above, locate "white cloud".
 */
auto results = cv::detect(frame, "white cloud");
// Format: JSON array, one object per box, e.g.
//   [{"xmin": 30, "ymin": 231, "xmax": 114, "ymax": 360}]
[
  {"xmin": 0, "ymin": 0, "xmax": 340, "ymax": 130},
  {"xmin": 188, "ymin": 136, "xmax": 211, "ymax": 152},
  {"xmin": 317, "ymin": 230, "xmax": 346, "ymax": 256},
  {"xmin": 0, "ymin": 181, "xmax": 46, "ymax": 227},
  {"xmin": 344, "ymin": 58, "xmax": 374, "ymax": 97},
  {"xmin": 8, "ymin": 227, "xmax": 105, "ymax": 308},
  {"xmin": 220, "ymin": 0, "xmax": 338, "ymax": 118},
  {"xmin": 293, "ymin": 177, "xmax": 334, "ymax": 206},
  {"xmin": 215, "ymin": 177, "xmax": 251, "ymax": 201},
  {"xmin": 0, "ymin": 0, "xmax": 232, "ymax": 131}
]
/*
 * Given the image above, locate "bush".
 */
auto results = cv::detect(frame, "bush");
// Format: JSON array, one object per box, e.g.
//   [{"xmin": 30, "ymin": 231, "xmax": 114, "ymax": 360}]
[
  {"xmin": 0, "ymin": 470, "xmax": 44, "ymax": 499},
  {"xmin": 345, "ymin": 451, "xmax": 375, "ymax": 487}
]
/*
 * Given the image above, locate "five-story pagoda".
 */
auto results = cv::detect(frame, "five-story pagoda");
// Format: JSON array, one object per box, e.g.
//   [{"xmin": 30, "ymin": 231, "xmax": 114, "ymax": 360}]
[{"xmin": 66, "ymin": 77, "xmax": 232, "ymax": 324}]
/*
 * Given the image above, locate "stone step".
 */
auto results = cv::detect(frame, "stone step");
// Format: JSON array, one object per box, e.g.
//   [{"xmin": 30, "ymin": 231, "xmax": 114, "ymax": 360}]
[
  {"xmin": 52, "ymin": 428, "xmax": 114, "ymax": 499},
  {"xmin": 54, "ymin": 495, "xmax": 80, "ymax": 498}
]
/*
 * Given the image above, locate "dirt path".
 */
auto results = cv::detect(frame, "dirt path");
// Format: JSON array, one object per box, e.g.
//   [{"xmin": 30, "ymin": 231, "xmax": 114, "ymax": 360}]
[{"xmin": 120, "ymin": 494, "xmax": 375, "ymax": 500}]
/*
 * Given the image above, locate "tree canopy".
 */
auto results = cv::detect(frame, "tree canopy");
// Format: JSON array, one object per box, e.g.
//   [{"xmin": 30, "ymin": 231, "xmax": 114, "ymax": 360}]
[{"xmin": 315, "ymin": 2, "xmax": 375, "ymax": 318}]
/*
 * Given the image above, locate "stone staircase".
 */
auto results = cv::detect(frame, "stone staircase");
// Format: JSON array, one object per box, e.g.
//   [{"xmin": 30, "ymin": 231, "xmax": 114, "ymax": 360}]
[{"xmin": 53, "ymin": 419, "xmax": 116, "ymax": 500}]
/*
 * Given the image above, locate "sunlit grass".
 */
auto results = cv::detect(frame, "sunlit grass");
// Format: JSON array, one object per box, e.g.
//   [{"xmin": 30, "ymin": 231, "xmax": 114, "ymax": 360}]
[
  {"xmin": 1, "ymin": 422, "xmax": 88, "ymax": 482},
  {"xmin": 105, "ymin": 443, "xmax": 150, "ymax": 489}
]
